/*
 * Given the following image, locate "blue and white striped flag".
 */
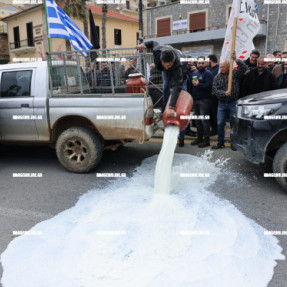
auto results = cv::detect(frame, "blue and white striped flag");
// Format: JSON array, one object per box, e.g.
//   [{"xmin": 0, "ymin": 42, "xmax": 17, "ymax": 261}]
[{"xmin": 45, "ymin": 0, "xmax": 92, "ymax": 57}]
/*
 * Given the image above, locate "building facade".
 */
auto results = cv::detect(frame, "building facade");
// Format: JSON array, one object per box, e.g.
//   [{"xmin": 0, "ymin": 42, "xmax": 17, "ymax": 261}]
[
  {"xmin": 143, "ymin": 0, "xmax": 287, "ymax": 58},
  {"xmin": 2, "ymin": 3, "xmax": 139, "ymax": 63},
  {"xmin": 0, "ymin": 3, "xmax": 22, "ymax": 63}
]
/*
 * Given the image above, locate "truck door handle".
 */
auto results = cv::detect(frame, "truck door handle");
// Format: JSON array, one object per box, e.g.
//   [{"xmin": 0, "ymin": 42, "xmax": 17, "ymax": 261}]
[{"xmin": 21, "ymin": 104, "xmax": 29, "ymax": 108}]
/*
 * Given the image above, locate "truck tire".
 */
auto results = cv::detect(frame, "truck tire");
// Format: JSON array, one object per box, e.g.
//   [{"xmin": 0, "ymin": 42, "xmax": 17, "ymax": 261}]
[
  {"xmin": 273, "ymin": 142, "xmax": 287, "ymax": 192},
  {"xmin": 56, "ymin": 127, "xmax": 103, "ymax": 173}
]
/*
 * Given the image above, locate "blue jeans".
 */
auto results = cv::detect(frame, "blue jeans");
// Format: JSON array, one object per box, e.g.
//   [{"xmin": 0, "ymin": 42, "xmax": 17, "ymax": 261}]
[
  {"xmin": 162, "ymin": 70, "xmax": 187, "ymax": 140},
  {"xmin": 217, "ymin": 101, "xmax": 237, "ymax": 144}
]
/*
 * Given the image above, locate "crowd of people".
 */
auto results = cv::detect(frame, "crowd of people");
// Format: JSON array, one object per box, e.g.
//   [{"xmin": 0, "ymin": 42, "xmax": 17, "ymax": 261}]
[
  {"xmin": 140, "ymin": 41, "xmax": 287, "ymax": 149},
  {"xmin": 86, "ymin": 57, "xmax": 139, "ymax": 87},
  {"xmin": 178, "ymin": 49, "xmax": 287, "ymax": 149},
  {"xmin": 87, "ymin": 43, "xmax": 287, "ymax": 150}
]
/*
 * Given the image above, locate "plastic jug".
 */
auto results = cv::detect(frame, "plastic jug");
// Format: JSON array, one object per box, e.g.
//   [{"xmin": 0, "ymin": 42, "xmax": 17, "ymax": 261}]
[{"xmin": 162, "ymin": 90, "xmax": 193, "ymax": 131}]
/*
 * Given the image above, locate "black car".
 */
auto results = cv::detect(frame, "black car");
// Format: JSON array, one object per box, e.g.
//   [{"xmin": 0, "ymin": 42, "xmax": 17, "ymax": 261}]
[{"xmin": 231, "ymin": 88, "xmax": 287, "ymax": 191}]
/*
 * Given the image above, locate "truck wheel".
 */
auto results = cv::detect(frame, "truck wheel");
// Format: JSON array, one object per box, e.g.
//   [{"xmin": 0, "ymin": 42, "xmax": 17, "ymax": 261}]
[
  {"xmin": 273, "ymin": 142, "xmax": 287, "ymax": 192},
  {"xmin": 56, "ymin": 127, "xmax": 103, "ymax": 173}
]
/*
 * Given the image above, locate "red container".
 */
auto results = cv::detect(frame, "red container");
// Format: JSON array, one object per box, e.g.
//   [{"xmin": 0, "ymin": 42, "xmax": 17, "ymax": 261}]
[
  {"xmin": 126, "ymin": 73, "xmax": 146, "ymax": 93},
  {"xmin": 162, "ymin": 90, "xmax": 193, "ymax": 131}
]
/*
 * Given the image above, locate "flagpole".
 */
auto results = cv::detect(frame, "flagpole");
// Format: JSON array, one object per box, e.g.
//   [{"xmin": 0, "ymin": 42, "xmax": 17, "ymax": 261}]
[
  {"xmin": 227, "ymin": 0, "xmax": 240, "ymax": 94},
  {"xmin": 43, "ymin": 0, "xmax": 52, "ymax": 57},
  {"xmin": 43, "ymin": 0, "xmax": 53, "ymax": 79}
]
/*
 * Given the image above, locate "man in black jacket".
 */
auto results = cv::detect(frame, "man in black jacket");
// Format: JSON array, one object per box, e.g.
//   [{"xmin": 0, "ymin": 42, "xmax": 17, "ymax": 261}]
[
  {"xmin": 136, "ymin": 41, "xmax": 188, "ymax": 115},
  {"xmin": 136, "ymin": 41, "xmax": 188, "ymax": 146},
  {"xmin": 243, "ymin": 49, "xmax": 260, "ymax": 72},
  {"xmin": 242, "ymin": 56, "xmax": 277, "ymax": 97}
]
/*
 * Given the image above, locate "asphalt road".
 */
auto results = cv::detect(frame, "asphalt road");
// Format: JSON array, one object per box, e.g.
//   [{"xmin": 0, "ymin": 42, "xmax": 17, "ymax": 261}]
[{"xmin": 0, "ymin": 140, "xmax": 287, "ymax": 287}]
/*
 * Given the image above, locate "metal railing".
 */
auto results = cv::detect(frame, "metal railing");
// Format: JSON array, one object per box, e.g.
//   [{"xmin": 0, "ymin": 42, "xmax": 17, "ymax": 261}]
[
  {"xmin": 46, "ymin": 48, "xmax": 163, "ymax": 108},
  {"xmin": 10, "ymin": 38, "xmax": 35, "ymax": 50}
]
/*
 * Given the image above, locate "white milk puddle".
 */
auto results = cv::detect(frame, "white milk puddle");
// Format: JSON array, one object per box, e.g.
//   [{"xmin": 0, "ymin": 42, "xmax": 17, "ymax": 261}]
[
  {"xmin": 154, "ymin": 125, "xmax": 179, "ymax": 194},
  {"xmin": 1, "ymin": 154, "xmax": 285, "ymax": 287}
]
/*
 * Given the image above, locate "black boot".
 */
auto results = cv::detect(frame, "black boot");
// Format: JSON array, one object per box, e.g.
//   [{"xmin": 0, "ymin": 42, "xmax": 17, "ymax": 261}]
[
  {"xmin": 191, "ymin": 137, "xmax": 203, "ymax": 145},
  {"xmin": 212, "ymin": 142, "xmax": 225, "ymax": 149},
  {"xmin": 178, "ymin": 139, "xmax": 184, "ymax": 147},
  {"xmin": 198, "ymin": 137, "xmax": 210, "ymax": 148},
  {"xmin": 231, "ymin": 144, "xmax": 237, "ymax": 151}
]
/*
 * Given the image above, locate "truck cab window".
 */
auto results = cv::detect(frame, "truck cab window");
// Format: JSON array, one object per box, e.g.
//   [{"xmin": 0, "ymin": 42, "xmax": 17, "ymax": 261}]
[{"xmin": 0, "ymin": 70, "xmax": 32, "ymax": 97}]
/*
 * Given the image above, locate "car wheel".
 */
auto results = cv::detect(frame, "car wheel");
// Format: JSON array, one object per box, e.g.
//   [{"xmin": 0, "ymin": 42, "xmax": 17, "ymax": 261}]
[
  {"xmin": 56, "ymin": 127, "xmax": 103, "ymax": 173},
  {"xmin": 273, "ymin": 142, "xmax": 287, "ymax": 192}
]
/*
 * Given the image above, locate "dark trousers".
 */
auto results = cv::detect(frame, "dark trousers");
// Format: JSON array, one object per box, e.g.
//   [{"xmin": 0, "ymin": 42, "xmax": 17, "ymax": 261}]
[
  {"xmin": 217, "ymin": 101, "xmax": 236, "ymax": 143},
  {"xmin": 209, "ymin": 97, "xmax": 218, "ymax": 132},
  {"xmin": 194, "ymin": 99, "xmax": 210, "ymax": 138},
  {"xmin": 162, "ymin": 70, "xmax": 187, "ymax": 140}
]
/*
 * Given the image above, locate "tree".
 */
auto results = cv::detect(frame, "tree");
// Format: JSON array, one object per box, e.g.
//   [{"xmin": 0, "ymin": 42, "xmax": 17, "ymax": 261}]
[{"xmin": 102, "ymin": 4, "xmax": 108, "ymax": 51}]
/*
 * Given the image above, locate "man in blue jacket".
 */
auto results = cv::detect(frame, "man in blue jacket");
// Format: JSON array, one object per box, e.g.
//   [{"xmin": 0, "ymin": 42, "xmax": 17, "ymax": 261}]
[{"xmin": 189, "ymin": 56, "xmax": 213, "ymax": 148}]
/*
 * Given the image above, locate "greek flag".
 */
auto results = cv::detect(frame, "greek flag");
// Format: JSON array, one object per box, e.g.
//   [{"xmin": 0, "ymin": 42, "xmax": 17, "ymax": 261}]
[
  {"xmin": 254, "ymin": 0, "xmax": 258, "ymax": 12},
  {"xmin": 45, "ymin": 0, "xmax": 92, "ymax": 57}
]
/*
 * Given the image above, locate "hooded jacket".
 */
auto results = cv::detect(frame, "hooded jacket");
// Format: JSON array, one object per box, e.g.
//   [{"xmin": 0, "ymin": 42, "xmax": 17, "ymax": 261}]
[{"xmin": 144, "ymin": 40, "xmax": 188, "ymax": 108}]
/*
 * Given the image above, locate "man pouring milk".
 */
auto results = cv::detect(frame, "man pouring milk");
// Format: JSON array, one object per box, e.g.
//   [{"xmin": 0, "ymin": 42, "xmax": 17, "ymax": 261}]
[{"xmin": 136, "ymin": 41, "xmax": 189, "ymax": 141}]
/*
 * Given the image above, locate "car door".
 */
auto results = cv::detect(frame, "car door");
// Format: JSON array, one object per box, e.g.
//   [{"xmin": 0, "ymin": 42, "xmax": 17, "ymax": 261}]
[{"xmin": 0, "ymin": 69, "xmax": 39, "ymax": 141}]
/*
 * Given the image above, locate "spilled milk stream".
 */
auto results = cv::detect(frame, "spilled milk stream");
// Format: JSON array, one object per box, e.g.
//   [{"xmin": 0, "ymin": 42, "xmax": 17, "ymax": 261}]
[{"xmin": 154, "ymin": 125, "xmax": 179, "ymax": 194}]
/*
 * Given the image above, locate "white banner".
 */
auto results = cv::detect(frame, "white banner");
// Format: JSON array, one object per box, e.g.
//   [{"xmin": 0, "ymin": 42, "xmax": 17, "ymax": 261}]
[
  {"xmin": 220, "ymin": 0, "xmax": 260, "ymax": 64},
  {"xmin": 173, "ymin": 20, "xmax": 188, "ymax": 31}
]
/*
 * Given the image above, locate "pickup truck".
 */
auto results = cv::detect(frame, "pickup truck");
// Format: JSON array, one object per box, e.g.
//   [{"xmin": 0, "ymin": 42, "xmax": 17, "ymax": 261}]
[
  {"xmin": 0, "ymin": 61, "xmax": 156, "ymax": 173},
  {"xmin": 231, "ymin": 89, "xmax": 287, "ymax": 192}
]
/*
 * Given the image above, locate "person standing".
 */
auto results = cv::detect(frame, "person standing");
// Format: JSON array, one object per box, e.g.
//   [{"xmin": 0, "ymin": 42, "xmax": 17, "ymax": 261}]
[
  {"xmin": 243, "ymin": 49, "xmax": 260, "ymax": 72},
  {"xmin": 242, "ymin": 56, "xmax": 276, "ymax": 97},
  {"xmin": 266, "ymin": 54, "xmax": 275, "ymax": 72},
  {"xmin": 190, "ymin": 57, "xmax": 213, "ymax": 148},
  {"xmin": 273, "ymin": 50, "xmax": 282, "ymax": 65},
  {"xmin": 272, "ymin": 52, "xmax": 287, "ymax": 89},
  {"xmin": 124, "ymin": 58, "xmax": 138, "ymax": 80},
  {"xmin": 212, "ymin": 52, "xmax": 247, "ymax": 150},
  {"xmin": 207, "ymin": 54, "xmax": 219, "ymax": 136}
]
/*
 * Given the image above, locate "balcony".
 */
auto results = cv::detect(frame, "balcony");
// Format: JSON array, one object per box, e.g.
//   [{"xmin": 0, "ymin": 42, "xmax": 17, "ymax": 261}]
[
  {"xmin": 144, "ymin": 20, "xmax": 267, "ymax": 45},
  {"xmin": 10, "ymin": 38, "xmax": 36, "ymax": 54}
]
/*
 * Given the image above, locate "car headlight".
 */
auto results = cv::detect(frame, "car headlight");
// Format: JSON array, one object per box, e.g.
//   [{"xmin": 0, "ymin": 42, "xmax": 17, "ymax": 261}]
[{"xmin": 237, "ymin": 103, "xmax": 282, "ymax": 120}]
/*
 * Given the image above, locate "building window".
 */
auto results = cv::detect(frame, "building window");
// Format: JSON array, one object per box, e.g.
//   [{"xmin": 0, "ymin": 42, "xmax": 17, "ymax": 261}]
[
  {"xmin": 189, "ymin": 12, "xmax": 206, "ymax": 32},
  {"xmin": 26, "ymin": 22, "xmax": 34, "ymax": 47},
  {"xmin": 157, "ymin": 17, "xmax": 171, "ymax": 37},
  {"xmin": 13, "ymin": 26, "xmax": 20, "ymax": 49},
  {"xmin": 126, "ymin": 1, "xmax": 130, "ymax": 9},
  {"xmin": 136, "ymin": 32, "xmax": 139, "ymax": 44},
  {"xmin": 114, "ymin": 29, "xmax": 122, "ymax": 45}
]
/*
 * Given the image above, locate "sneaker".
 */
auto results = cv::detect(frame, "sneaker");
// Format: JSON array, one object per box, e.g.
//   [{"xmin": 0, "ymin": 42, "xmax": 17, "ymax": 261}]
[
  {"xmin": 231, "ymin": 144, "xmax": 237, "ymax": 151},
  {"xmin": 191, "ymin": 137, "xmax": 203, "ymax": 146},
  {"xmin": 178, "ymin": 139, "xmax": 184, "ymax": 147},
  {"xmin": 198, "ymin": 137, "xmax": 210, "ymax": 148},
  {"xmin": 212, "ymin": 142, "xmax": 225, "ymax": 149}
]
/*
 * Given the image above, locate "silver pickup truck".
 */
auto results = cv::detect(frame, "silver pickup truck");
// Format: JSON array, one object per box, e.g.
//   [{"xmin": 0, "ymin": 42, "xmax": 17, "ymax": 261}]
[{"xmin": 0, "ymin": 60, "xmax": 156, "ymax": 173}]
